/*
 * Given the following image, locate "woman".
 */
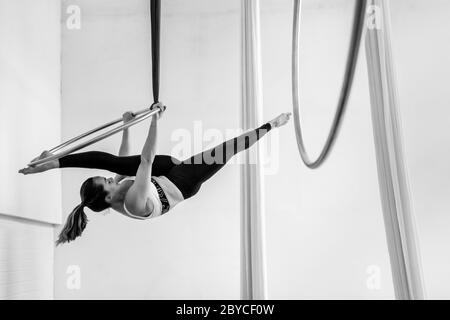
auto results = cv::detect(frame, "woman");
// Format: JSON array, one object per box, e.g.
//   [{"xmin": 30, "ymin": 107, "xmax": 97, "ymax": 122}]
[{"xmin": 20, "ymin": 105, "xmax": 291, "ymax": 245}]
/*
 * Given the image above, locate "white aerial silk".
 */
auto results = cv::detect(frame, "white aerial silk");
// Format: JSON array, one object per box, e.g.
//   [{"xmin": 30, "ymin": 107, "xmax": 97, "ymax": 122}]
[
  {"xmin": 365, "ymin": 0, "xmax": 425, "ymax": 300},
  {"xmin": 240, "ymin": 0, "xmax": 268, "ymax": 300}
]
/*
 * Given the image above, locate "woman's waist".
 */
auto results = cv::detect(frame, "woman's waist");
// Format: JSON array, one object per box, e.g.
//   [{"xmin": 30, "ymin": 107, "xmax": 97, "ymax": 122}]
[{"xmin": 151, "ymin": 176, "xmax": 184, "ymax": 213}]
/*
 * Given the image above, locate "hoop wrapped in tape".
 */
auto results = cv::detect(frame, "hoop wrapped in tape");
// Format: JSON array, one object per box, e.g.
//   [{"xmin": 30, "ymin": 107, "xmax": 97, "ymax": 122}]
[{"xmin": 27, "ymin": 104, "xmax": 165, "ymax": 167}]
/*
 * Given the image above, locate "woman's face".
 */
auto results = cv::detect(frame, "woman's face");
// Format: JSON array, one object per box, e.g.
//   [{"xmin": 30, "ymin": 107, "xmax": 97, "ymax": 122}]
[{"xmin": 94, "ymin": 176, "xmax": 119, "ymax": 201}]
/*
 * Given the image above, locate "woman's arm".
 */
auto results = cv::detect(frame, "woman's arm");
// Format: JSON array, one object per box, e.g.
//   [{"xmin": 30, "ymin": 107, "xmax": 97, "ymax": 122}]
[
  {"xmin": 118, "ymin": 111, "xmax": 135, "ymax": 156},
  {"xmin": 124, "ymin": 110, "xmax": 161, "ymax": 217},
  {"xmin": 118, "ymin": 128, "xmax": 130, "ymax": 156},
  {"xmin": 114, "ymin": 112, "xmax": 135, "ymax": 182}
]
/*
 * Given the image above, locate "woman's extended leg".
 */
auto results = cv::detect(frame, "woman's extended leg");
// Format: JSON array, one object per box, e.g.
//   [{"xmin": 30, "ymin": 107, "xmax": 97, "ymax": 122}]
[
  {"xmin": 58, "ymin": 152, "xmax": 178, "ymax": 176},
  {"xmin": 166, "ymin": 122, "xmax": 273, "ymax": 199}
]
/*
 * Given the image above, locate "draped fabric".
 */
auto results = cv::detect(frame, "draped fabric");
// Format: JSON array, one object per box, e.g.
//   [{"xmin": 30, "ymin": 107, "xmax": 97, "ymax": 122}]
[
  {"xmin": 240, "ymin": 0, "xmax": 267, "ymax": 300},
  {"xmin": 150, "ymin": 0, "xmax": 161, "ymax": 103},
  {"xmin": 365, "ymin": 0, "xmax": 425, "ymax": 300}
]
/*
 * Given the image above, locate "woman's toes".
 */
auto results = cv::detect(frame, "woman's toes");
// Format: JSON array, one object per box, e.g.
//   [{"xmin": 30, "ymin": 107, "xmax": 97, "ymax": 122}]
[{"xmin": 19, "ymin": 167, "xmax": 33, "ymax": 175}]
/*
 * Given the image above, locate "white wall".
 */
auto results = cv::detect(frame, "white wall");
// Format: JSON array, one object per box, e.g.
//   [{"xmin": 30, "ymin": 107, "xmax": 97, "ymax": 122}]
[
  {"xmin": 0, "ymin": 0, "xmax": 61, "ymax": 300},
  {"xmin": 261, "ymin": 0, "xmax": 392, "ymax": 299},
  {"xmin": 0, "ymin": 215, "xmax": 54, "ymax": 299},
  {"xmin": 55, "ymin": 0, "xmax": 450, "ymax": 299},
  {"xmin": 389, "ymin": 0, "xmax": 450, "ymax": 299},
  {"xmin": 56, "ymin": 0, "xmax": 241, "ymax": 299},
  {"xmin": 0, "ymin": 0, "xmax": 62, "ymax": 224},
  {"xmin": 261, "ymin": 0, "xmax": 450, "ymax": 299}
]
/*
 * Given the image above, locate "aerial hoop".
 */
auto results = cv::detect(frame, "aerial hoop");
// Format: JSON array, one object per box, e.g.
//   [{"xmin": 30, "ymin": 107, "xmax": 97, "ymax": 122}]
[
  {"xmin": 28, "ymin": 104, "xmax": 165, "ymax": 167},
  {"xmin": 29, "ymin": 0, "xmax": 164, "ymax": 168},
  {"xmin": 292, "ymin": 0, "xmax": 367, "ymax": 169}
]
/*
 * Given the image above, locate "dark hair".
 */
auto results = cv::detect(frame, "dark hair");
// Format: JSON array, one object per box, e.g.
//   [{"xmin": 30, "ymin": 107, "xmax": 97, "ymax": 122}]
[{"xmin": 56, "ymin": 177, "xmax": 110, "ymax": 245}]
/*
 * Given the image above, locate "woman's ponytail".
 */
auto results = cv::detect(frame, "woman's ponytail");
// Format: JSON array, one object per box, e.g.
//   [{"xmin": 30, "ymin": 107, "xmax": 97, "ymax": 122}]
[
  {"xmin": 56, "ymin": 203, "xmax": 88, "ymax": 246},
  {"xmin": 57, "ymin": 177, "xmax": 110, "ymax": 245}
]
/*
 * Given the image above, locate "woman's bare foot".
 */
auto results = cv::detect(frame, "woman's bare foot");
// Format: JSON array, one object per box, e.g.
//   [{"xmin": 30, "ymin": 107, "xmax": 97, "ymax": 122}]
[
  {"xmin": 269, "ymin": 112, "xmax": 292, "ymax": 128},
  {"xmin": 18, "ymin": 151, "xmax": 59, "ymax": 175}
]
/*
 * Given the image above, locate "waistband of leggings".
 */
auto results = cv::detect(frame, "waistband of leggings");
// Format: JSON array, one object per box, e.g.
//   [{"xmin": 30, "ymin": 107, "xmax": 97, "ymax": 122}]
[{"xmin": 151, "ymin": 178, "xmax": 170, "ymax": 214}]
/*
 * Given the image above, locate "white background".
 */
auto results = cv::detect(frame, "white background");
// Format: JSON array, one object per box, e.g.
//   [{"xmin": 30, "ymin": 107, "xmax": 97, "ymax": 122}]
[
  {"xmin": 0, "ymin": 0, "xmax": 61, "ymax": 299},
  {"xmin": 54, "ymin": 0, "xmax": 450, "ymax": 299},
  {"xmin": 0, "ymin": 0, "xmax": 61, "ymax": 224}
]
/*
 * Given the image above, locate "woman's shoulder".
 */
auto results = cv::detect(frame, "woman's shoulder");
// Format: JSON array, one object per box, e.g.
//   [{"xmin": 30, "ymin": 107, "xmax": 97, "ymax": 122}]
[{"xmin": 123, "ymin": 183, "xmax": 154, "ymax": 219}]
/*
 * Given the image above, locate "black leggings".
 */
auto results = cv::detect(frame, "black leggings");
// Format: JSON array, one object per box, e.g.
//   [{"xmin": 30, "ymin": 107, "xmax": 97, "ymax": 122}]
[{"xmin": 59, "ymin": 123, "xmax": 272, "ymax": 199}]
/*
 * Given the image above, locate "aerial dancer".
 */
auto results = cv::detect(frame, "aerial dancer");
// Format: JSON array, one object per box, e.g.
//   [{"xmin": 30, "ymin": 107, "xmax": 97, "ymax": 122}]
[{"xmin": 19, "ymin": 105, "xmax": 291, "ymax": 245}]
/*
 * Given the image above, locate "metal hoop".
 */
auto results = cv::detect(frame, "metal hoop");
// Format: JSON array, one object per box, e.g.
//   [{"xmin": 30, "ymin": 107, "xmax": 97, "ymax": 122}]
[
  {"xmin": 28, "ymin": 105, "xmax": 164, "ymax": 167},
  {"xmin": 292, "ymin": 0, "xmax": 367, "ymax": 168}
]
